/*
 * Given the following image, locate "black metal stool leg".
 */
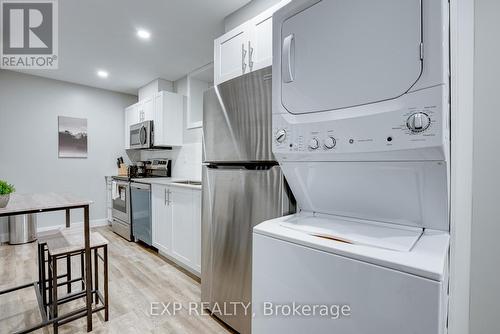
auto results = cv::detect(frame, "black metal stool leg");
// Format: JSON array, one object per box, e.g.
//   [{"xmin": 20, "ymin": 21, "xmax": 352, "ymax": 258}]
[
  {"xmin": 104, "ymin": 245, "xmax": 109, "ymax": 321},
  {"xmin": 66, "ymin": 254, "xmax": 72, "ymax": 293},
  {"xmin": 37, "ymin": 243, "xmax": 42, "ymax": 293},
  {"xmin": 47, "ymin": 253, "xmax": 52, "ymax": 313},
  {"xmin": 52, "ymin": 255, "xmax": 58, "ymax": 334},
  {"xmin": 80, "ymin": 252, "xmax": 85, "ymax": 290},
  {"xmin": 94, "ymin": 248, "xmax": 99, "ymax": 305}
]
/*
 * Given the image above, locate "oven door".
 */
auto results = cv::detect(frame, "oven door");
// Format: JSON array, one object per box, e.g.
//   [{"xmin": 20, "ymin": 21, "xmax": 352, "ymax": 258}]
[
  {"xmin": 130, "ymin": 121, "xmax": 152, "ymax": 149},
  {"xmin": 112, "ymin": 180, "xmax": 130, "ymax": 223}
]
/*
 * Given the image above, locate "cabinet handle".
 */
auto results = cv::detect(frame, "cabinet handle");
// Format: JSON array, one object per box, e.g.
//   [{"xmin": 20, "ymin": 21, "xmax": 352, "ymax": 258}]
[
  {"xmin": 164, "ymin": 188, "xmax": 167, "ymax": 205},
  {"xmin": 242, "ymin": 43, "xmax": 247, "ymax": 73},
  {"xmin": 248, "ymin": 41, "xmax": 254, "ymax": 71},
  {"xmin": 166, "ymin": 189, "xmax": 171, "ymax": 206}
]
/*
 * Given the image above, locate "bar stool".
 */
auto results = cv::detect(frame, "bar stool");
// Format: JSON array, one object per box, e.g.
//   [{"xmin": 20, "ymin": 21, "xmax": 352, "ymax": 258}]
[{"xmin": 37, "ymin": 230, "xmax": 109, "ymax": 333}]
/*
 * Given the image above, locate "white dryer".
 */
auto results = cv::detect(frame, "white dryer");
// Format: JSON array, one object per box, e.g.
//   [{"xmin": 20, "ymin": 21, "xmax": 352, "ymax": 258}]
[{"xmin": 252, "ymin": 0, "xmax": 450, "ymax": 333}]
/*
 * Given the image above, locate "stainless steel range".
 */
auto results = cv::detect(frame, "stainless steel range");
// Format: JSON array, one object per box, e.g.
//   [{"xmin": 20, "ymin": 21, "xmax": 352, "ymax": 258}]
[
  {"xmin": 111, "ymin": 159, "xmax": 171, "ymax": 242},
  {"xmin": 111, "ymin": 177, "xmax": 132, "ymax": 241}
]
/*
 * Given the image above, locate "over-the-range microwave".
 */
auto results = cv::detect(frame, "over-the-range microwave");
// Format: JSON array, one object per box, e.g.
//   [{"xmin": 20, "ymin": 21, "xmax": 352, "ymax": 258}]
[
  {"xmin": 129, "ymin": 120, "xmax": 154, "ymax": 149},
  {"xmin": 129, "ymin": 120, "xmax": 174, "ymax": 149}
]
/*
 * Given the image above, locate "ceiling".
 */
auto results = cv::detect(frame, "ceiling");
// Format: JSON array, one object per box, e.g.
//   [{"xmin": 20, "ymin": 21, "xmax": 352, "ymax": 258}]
[{"xmin": 13, "ymin": 0, "xmax": 249, "ymax": 95}]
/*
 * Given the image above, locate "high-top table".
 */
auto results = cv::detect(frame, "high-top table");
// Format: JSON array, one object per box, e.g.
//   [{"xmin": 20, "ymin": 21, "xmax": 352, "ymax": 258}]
[{"xmin": 0, "ymin": 193, "xmax": 94, "ymax": 333}]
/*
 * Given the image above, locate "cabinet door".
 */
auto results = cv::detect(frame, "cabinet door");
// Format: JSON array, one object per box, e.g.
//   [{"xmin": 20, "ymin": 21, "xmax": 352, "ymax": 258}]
[
  {"xmin": 124, "ymin": 104, "xmax": 138, "ymax": 148},
  {"xmin": 192, "ymin": 190, "xmax": 201, "ymax": 273},
  {"xmin": 141, "ymin": 97, "xmax": 154, "ymax": 121},
  {"xmin": 214, "ymin": 23, "xmax": 250, "ymax": 85},
  {"xmin": 249, "ymin": 0, "xmax": 290, "ymax": 72},
  {"xmin": 153, "ymin": 91, "xmax": 183, "ymax": 147},
  {"xmin": 152, "ymin": 184, "xmax": 172, "ymax": 254},
  {"xmin": 171, "ymin": 187, "xmax": 195, "ymax": 267}
]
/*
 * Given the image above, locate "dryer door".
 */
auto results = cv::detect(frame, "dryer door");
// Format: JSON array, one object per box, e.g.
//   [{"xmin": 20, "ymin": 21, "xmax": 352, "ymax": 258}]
[{"xmin": 279, "ymin": 0, "xmax": 423, "ymax": 114}]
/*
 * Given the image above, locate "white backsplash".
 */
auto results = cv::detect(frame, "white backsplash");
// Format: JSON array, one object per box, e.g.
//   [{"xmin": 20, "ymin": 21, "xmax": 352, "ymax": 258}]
[{"xmin": 140, "ymin": 142, "xmax": 202, "ymax": 181}]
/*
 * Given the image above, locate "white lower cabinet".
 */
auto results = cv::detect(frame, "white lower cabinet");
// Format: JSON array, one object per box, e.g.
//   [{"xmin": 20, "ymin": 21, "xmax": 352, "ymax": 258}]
[
  {"xmin": 152, "ymin": 184, "xmax": 172, "ymax": 254},
  {"xmin": 152, "ymin": 184, "xmax": 201, "ymax": 276}
]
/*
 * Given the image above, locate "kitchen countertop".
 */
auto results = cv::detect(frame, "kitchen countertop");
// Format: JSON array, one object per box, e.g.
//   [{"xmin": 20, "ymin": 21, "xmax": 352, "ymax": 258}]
[{"xmin": 130, "ymin": 177, "xmax": 202, "ymax": 190}]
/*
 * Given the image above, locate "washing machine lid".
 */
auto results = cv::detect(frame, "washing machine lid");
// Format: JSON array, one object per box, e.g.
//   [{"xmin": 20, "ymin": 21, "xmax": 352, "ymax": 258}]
[
  {"xmin": 280, "ymin": 0, "xmax": 423, "ymax": 114},
  {"xmin": 280, "ymin": 215, "xmax": 423, "ymax": 252},
  {"xmin": 254, "ymin": 213, "xmax": 450, "ymax": 281}
]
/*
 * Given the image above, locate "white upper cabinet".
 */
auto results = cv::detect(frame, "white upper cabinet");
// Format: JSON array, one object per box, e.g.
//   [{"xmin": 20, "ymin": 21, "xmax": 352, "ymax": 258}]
[
  {"xmin": 153, "ymin": 91, "xmax": 183, "ymax": 147},
  {"xmin": 124, "ymin": 104, "xmax": 138, "ymax": 149},
  {"xmin": 138, "ymin": 96, "xmax": 154, "ymax": 122},
  {"xmin": 124, "ymin": 91, "xmax": 183, "ymax": 149},
  {"xmin": 214, "ymin": 23, "xmax": 251, "ymax": 85},
  {"xmin": 214, "ymin": 0, "xmax": 290, "ymax": 85}
]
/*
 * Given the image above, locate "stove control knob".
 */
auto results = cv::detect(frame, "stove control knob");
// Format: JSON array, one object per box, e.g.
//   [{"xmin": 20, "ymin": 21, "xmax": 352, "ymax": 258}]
[
  {"xmin": 309, "ymin": 138, "xmax": 320, "ymax": 150},
  {"xmin": 407, "ymin": 113, "xmax": 430, "ymax": 133},
  {"xmin": 324, "ymin": 136, "xmax": 336, "ymax": 149},
  {"xmin": 275, "ymin": 129, "xmax": 287, "ymax": 143}
]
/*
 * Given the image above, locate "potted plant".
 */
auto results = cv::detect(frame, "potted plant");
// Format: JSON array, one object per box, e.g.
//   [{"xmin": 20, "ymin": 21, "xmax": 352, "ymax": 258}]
[{"xmin": 0, "ymin": 180, "xmax": 15, "ymax": 208}]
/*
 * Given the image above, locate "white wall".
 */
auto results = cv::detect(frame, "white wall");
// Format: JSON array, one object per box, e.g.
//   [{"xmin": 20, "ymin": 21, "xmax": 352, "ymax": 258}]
[
  {"xmin": 469, "ymin": 0, "xmax": 500, "ymax": 333},
  {"xmin": 0, "ymin": 70, "xmax": 137, "ymax": 241},
  {"xmin": 224, "ymin": 0, "xmax": 282, "ymax": 32}
]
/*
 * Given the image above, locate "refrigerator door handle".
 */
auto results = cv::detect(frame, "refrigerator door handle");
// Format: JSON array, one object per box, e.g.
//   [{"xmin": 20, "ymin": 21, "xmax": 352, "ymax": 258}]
[{"xmin": 205, "ymin": 163, "xmax": 278, "ymax": 170}]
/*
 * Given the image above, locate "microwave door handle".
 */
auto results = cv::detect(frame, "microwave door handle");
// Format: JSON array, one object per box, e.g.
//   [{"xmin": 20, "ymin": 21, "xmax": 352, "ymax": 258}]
[
  {"xmin": 140, "ymin": 126, "xmax": 147, "ymax": 145},
  {"xmin": 282, "ymin": 34, "xmax": 295, "ymax": 83}
]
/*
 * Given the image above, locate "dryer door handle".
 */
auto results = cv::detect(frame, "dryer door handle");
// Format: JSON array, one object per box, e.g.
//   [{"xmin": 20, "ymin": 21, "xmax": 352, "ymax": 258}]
[{"xmin": 282, "ymin": 34, "xmax": 295, "ymax": 83}]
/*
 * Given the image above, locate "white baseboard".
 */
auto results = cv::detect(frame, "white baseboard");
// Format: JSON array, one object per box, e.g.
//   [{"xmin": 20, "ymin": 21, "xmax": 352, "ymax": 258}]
[
  {"xmin": 36, "ymin": 218, "xmax": 110, "ymax": 233},
  {"xmin": 1, "ymin": 219, "xmax": 110, "ymax": 244}
]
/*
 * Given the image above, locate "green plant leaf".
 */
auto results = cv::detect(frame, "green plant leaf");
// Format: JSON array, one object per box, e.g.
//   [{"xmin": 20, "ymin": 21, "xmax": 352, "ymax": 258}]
[{"xmin": 0, "ymin": 180, "xmax": 15, "ymax": 195}]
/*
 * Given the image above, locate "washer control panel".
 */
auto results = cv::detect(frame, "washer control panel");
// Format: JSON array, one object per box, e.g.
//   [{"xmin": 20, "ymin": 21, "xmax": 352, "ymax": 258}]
[
  {"xmin": 273, "ymin": 86, "xmax": 449, "ymax": 160},
  {"xmin": 273, "ymin": 102, "xmax": 446, "ymax": 159}
]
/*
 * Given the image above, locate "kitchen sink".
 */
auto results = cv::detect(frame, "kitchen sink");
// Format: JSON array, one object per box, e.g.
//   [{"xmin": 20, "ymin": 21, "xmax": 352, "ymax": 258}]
[{"xmin": 172, "ymin": 180, "xmax": 202, "ymax": 186}]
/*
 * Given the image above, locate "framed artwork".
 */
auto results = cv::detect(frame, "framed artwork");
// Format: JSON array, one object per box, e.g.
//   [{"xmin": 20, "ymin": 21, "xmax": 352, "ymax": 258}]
[{"xmin": 58, "ymin": 116, "xmax": 88, "ymax": 158}]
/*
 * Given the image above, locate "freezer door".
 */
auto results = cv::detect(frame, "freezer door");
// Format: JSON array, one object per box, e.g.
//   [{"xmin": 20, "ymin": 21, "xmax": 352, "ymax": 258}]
[
  {"xmin": 203, "ymin": 67, "xmax": 274, "ymax": 163},
  {"xmin": 201, "ymin": 165, "xmax": 293, "ymax": 334}
]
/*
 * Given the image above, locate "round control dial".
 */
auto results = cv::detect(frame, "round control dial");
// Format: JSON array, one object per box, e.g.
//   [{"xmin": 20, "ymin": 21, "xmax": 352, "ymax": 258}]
[
  {"xmin": 275, "ymin": 129, "xmax": 287, "ymax": 143},
  {"xmin": 324, "ymin": 136, "xmax": 336, "ymax": 149},
  {"xmin": 406, "ymin": 113, "xmax": 430, "ymax": 133},
  {"xmin": 309, "ymin": 138, "xmax": 320, "ymax": 150}
]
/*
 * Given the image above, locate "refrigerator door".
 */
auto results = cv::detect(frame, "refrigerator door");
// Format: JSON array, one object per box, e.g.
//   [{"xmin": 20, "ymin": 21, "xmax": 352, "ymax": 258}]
[
  {"xmin": 201, "ymin": 164, "xmax": 294, "ymax": 334},
  {"xmin": 203, "ymin": 66, "xmax": 274, "ymax": 163}
]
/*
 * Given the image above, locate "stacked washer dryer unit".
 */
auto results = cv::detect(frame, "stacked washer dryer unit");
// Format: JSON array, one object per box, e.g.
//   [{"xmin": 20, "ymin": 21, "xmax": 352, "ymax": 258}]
[{"xmin": 252, "ymin": 0, "xmax": 450, "ymax": 333}]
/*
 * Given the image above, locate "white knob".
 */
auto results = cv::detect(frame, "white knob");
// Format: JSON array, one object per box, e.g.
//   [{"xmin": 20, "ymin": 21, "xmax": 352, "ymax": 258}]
[
  {"xmin": 407, "ymin": 113, "xmax": 430, "ymax": 133},
  {"xmin": 324, "ymin": 136, "xmax": 336, "ymax": 149},
  {"xmin": 275, "ymin": 129, "xmax": 287, "ymax": 143},
  {"xmin": 308, "ymin": 138, "xmax": 319, "ymax": 150}
]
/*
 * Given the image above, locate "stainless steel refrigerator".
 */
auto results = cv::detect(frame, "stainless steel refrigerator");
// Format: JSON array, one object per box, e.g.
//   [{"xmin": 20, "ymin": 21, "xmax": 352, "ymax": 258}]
[{"xmin": 202, "ymin": 66, "xmax": 295, "ymax": 334}]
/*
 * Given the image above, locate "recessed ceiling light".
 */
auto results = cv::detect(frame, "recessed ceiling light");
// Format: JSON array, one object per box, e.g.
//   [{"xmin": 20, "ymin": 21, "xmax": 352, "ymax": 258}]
[
  {"xmin": 137, "ymin": 29, "xmax": 151, "ymax": 40},
  {"xmin": 97, "ymin": 70, "xmax": 108, "ymax": 78}
]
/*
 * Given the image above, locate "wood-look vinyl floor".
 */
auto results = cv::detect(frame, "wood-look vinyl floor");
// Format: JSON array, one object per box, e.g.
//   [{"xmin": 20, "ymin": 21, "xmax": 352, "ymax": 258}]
[{"xmin": 0, "ymin": 226, "xmax": 232, "ymax": 334}]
